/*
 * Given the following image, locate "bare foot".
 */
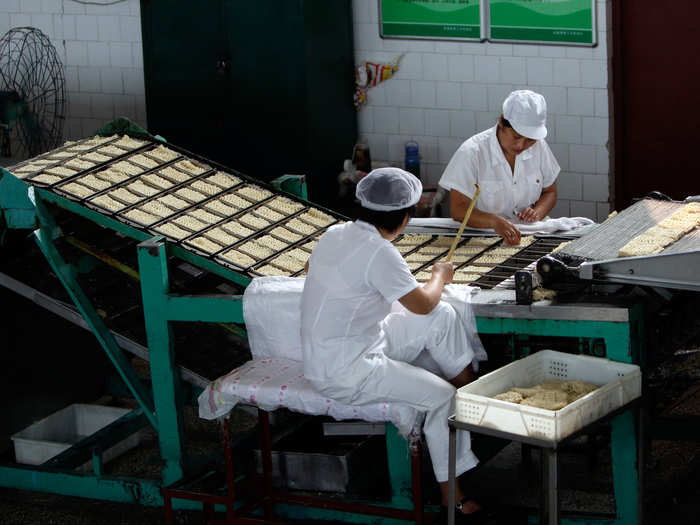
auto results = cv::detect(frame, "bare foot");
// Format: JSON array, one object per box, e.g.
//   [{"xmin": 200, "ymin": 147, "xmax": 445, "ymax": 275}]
[{"xmin": 458, "ymin": 499, "xmax": 482, "ymax": 515}]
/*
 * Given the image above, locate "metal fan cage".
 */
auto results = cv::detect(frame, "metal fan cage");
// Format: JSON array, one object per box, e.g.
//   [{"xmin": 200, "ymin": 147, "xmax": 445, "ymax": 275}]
[{"xmin": 0, "ymin": 27, "xmax": 66, "ymax": 160}]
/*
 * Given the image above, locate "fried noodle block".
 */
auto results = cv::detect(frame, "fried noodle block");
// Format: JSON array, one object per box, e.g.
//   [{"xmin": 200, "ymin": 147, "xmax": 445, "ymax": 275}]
[
  {"xmin": 205, "ymin": 227, "xmax": 237, "ymax": 246},
  {"xmin": 29, "ymin": 173, "xmax": 62, "ymax": 184},
  {"xmin": 520, "ymin": 391, "xmax": 568, "ymax": 411},
  {"xmin": 146, "ymin": 145, "xmax": 180, "ymax": 162},
  {"xmin": 64, "ymin": 158, "xmax": 96, "ymax": 171},
  {"xmin": 237, "ymin": 240, "xmax": 274, "ymax": 259},
  {"xmin": 300, "ymin": 209, "xmax": 334, "ymax": 227},
  {"xmin": 62, "ymin": 182, "xmax": 95, "ymax": 198},
  {"xmin": 154, "ymin": 223, "xmax": 190, "ymax": 240},
  {"xmin": 113, "ymin": 135, "xmax": 146, "ymax": 150},
  {"xmin": 237, "ymin": 185, "xmax": 273, "ymax": 202},
  {"xmin": 220, "ymin": 220, "xmax": 254, "ymax": 238},
  {"xmin": 159, "ymin": 166, "xmax": 191, "ymax": 183},
  {"xmin": 45, "ymin": 166, "xmax": 77, "ymax": 177},
  {"xmin": 267, "ymin": 196, "xmax": 304, "ymax": 214},
  {"xmin": 129, "ymin": 153, "xmax": 159, "ymax": 169},
  {"xmin": 123, "ymin": 209, "xmax": 159, "ymax": 225},
  {"xmin": 256, "ymin": 234, "xmax": 288, "ymax": 251},
  {"xmin": 189, "ymin": 236, "xmax": 223, "ymax": 254},
  {"xmin": 175, "ymin": 187, "xmax": 207, "ymax": 203},
  {"xmin": 493, "ymin": 391, "xmax": 524, "ymax": 404},
  {"xmin": 270, "ymin": 226, "xmax": 302, "ymax": 242},
  {"xmin": 396, "ymin": 234, "xmax": 431, "ymax": 245},
  {"xmin": 175, "ymin": 159, "xmax": 208, "ymax": 175},
  {"xmin": 173, "ymin": 215, "xmax": 208, "ymax": 232},
  {"xmin": 204, "ymin": 199, "xmax": 238, "ymax": 216},
  {"xmin": 220, "ymin": 250, "xmax": 256, "ymax": 268},
  {"xmin": 255, "ymin": 264, "xmax": 290, "ymax": 276},
  {"xmin": 206, "ymin": 171, "xmax": 241, "ymax": 188}
]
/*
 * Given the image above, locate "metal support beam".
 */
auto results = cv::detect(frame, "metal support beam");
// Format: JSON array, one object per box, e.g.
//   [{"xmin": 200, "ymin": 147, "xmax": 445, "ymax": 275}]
[
  {"xmin": 29, "ymin": 187, "xmax": 157, "ymax": 429},
  {"xmin": 137, "ymin": 237, "xmax": 187, "ymax": 485},
  {"xmin": 0, "ymin": 466, "xmax": 163, "ymax": 506}
]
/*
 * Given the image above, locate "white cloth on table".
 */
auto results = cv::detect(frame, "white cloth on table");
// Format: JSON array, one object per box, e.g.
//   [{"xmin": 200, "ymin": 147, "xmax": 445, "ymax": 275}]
[
  {"xmin": 197, "ymin": 358, "xmax": 421, "ymax": 437},
  {"xmin": 408, "ymin": 216, "xmax": 595, "ymax": 235},
  {"xmin": 438, "ymin": 125, "xmax": 560, "ymax": 219}
]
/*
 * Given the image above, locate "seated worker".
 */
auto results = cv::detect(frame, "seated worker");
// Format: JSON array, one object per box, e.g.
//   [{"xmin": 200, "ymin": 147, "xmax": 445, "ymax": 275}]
[
  {"xmin": 301, "ymin": 168, "xmax": 486, "ymax": 521},
  {"xmin": 439, "ymin": 89, "xmax": 560, "ymax": 245}
]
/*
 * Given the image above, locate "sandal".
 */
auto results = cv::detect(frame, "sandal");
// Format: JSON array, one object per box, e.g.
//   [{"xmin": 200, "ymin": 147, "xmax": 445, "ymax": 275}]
[{"xmin": 439, "ymin": 497, "xmax": 493, "ymax": 525}]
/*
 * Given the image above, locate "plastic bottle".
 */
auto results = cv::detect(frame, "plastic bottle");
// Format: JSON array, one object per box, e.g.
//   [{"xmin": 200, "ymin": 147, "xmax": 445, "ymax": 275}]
[{"xmin": 404, "ymin": 141, "xmax": 420, "ymax": 180}]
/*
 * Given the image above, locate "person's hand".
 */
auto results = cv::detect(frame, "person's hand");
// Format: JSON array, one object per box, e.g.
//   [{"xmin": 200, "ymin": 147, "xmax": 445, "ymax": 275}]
[
  {"xmin": 518, "ymin": 206, "xmax": 542, "ymax": 223},
  {"xmin": 493, "ymin": 216, "xmax": 521, "ymax": 245},
  {"xmin": 431, "ymin": 261, "xmax": 454, "ymax": 284},
  {"xmin": 355, "ymin": 170, "xmax": 368, "ymax": 181}
]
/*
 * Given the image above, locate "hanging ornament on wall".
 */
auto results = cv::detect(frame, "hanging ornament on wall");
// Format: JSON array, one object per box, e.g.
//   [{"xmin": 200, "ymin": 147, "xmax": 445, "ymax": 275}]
[{"xmin": 354, "ymin": 54, "xmax": 403, "ymax": 110}]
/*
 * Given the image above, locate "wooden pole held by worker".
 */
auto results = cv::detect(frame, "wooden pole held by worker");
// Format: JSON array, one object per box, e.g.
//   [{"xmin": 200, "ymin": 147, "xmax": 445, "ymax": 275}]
[{"xmin": 445, "ymin": 184, "xmax": 481, "ymax": 262}]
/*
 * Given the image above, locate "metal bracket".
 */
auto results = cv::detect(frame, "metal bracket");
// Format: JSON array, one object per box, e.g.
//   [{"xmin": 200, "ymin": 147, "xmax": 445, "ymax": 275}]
[{"xmin": 29, "ymin": 190, "xmax": 157, "ymax": 429}]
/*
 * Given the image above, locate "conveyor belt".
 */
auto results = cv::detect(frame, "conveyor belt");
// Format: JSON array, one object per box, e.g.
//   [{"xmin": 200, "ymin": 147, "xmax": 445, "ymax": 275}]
[
  {"xmin": 558, "ymin": 199, "xmax": 700, "ymax": 261},
  {"xmin": 394, "ymin": 233, "xmax": 570, "ymax": 289},
  {"xmin": 535, "ymin": 199, "xmax": 700, "ymax": 291},
  {"xmin": 7, "ymin": 134, "xmax": 341, "ymax": 278}
]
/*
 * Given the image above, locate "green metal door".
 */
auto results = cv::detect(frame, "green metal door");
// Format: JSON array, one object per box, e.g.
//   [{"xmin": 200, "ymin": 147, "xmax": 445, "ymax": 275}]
[{"xmin": 141, "ymin": 0, "xmax": 357, "ymax": 209}]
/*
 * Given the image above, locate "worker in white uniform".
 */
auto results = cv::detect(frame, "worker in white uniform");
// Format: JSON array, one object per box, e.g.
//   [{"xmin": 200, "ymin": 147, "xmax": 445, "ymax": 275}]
[
  {"xmin": 301, "ymin": 168, "xmax": 487, "ymax": 522},
  {"xmin": 439, "ymin": 89, "xmax": 561, "ymax": 246}
]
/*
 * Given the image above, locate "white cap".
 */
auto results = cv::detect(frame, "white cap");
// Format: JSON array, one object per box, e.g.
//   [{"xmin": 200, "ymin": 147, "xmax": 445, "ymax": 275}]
[
  {"xmin": 502, "ymin": 90, "xmax": 548, "ymax": 140},
  {"xmin": 356, "ymin": 167, "xmax": 422, "ymax": 211}
]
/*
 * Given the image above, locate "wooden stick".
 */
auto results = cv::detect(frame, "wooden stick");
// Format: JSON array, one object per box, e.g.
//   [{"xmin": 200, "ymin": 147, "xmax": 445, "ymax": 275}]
[{"xmin": 445, "ymin": 184, "xmax": 481, "ymax": 262}]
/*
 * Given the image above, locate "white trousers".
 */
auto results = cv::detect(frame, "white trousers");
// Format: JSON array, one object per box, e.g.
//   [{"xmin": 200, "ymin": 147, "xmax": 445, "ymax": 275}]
[{"xmin": 344, "ymin": 302, "xmax": 479, "ymax": 483}]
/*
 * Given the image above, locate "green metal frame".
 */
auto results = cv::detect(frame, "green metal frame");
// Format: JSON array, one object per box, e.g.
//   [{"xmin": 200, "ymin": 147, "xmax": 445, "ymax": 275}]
[
  {"xmin": 0, "ymin": 127, "xmax": 643, "ymax": 522},
  {"xmin": 477, "ymin": 313, "xmax": 643, "ymax": 525}
]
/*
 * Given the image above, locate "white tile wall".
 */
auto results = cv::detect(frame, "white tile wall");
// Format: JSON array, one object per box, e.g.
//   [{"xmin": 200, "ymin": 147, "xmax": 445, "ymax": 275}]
[
  {"xmin": 2, "ymin": 0, "xmax": 612, "ymax": 218},
  {"xmin": 353, "ymin": 0, "xmax": 613, "ymax": 219},
  {"xmin": 557, "ymin": 172, "xmax": 583, "ymax": 201},
  {"xmin": 0, "ymin": 0, "xmax": 146, "ymax": 144}
]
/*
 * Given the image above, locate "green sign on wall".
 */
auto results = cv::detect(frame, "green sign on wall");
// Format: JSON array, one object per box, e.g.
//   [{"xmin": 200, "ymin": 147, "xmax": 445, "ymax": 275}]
[
  {"xmin": 489, "ymin": 0, "xmax": 596, "ymax": 45},
  {"xmin": 380, "ymin": 0, "xmax": 485, "ymax": 41}
]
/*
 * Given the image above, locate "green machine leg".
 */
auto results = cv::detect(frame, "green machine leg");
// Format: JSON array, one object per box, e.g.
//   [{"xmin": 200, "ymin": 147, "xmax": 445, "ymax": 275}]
[
  {"xmin": 136, "ymin": 237, "xmax": 245, "ymax": 487},
  {"xmin": 476, "ymin": 314, "xmax": 642, "ymax": 525},
  {"xmin": 29, "ymin": 188, "xmax": 157, "ymax": 428},
  {"xmin": 137, "ymin": 237, "xmax": 187, "ymax": 486}
]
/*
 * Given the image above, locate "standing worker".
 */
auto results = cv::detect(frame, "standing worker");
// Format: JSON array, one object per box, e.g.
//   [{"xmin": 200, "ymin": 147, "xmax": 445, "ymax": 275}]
[
  {"xmin": 439, "ymin": 89, "xmax": 560, "ymax": 245},
  {"xmin": 301, "ymin": 167, "xmax": 487, "ymax": 522}
]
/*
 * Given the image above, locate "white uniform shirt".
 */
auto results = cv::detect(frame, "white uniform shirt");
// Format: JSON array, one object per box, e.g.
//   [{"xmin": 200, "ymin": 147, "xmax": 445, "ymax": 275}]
[
  {"xmin": 301, "ymin": 220, "xmax": 418, "ymax": 396},
  {"xmin": 439, "ymin": 125, "xmax": 560, "ymax": 220}
]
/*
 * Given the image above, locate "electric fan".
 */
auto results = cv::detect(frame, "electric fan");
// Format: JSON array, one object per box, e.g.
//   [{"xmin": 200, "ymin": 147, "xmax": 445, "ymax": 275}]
[{"xmin": 0, "ymin": 27, "xmax": 66, "ymax": 159}]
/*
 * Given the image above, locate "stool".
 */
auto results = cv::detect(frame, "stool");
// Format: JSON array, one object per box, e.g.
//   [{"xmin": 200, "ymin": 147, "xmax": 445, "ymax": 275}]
[{"xmin": 163, "ymin": 407, "xmax": 428, "ymax": 524}]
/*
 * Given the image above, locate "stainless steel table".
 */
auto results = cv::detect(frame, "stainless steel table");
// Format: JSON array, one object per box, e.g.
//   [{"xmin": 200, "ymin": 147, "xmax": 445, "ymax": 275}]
[{"xmin": 447, "ymin": 400, "xmax": 643, "ymax": 525}]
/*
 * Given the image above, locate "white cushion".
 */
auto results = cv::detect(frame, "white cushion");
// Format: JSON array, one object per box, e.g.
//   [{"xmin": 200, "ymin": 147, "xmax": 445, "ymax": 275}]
[{"xmin": 242, "ymin": 276, "xmax": 305, "ymax": 361}]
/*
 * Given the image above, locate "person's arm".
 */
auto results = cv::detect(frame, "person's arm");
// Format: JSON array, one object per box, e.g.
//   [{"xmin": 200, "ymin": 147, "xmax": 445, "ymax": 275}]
[
  {"xmin": 398, "ymin": 262, "xmax": 453, "ymax": 315},
  {"xmin": 450, "ymin": 189, "xmax": 521, "ymax": 245},
  {"xmin": 518, "ymin": 183, "xmax": 557, "ymax": 222}
]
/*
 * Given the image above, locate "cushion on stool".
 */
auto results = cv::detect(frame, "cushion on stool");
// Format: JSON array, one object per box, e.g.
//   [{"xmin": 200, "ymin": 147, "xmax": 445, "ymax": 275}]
[{"xmin": 198, "ymin": 357, "xmax": 421, "ymax": 437}]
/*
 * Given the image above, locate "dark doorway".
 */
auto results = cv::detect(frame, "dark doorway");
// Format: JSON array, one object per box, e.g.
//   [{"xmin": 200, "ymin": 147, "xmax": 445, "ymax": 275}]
[{"xmin": 612, "ymin": 1, "xmax": 700, "ymax": 208}]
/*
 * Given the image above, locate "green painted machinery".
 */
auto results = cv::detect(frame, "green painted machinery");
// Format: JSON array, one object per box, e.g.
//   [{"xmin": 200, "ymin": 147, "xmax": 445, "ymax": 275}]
[{"xmin": 0, "ymin": 119, "xmax": 645, "ymax": 524}]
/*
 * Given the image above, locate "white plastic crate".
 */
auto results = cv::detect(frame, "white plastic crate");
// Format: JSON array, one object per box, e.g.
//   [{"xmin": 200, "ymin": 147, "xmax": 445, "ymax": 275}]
[
  {"xmin": 455, "ymin": 350, "xmax": 641, "ymax": 442},
  {"xmin": 11, "ymin": 404, "xmax": 140, "ymax": 470}
]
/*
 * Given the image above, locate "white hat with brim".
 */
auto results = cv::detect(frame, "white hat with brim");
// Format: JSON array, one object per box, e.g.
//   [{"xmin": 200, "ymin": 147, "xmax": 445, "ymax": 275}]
[{"xmin": 503, "ymin": 90, "xmax": 548, "ymax": 140}]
